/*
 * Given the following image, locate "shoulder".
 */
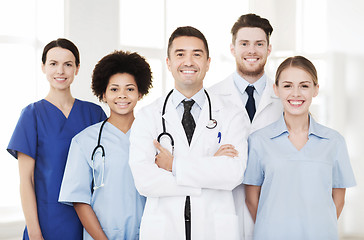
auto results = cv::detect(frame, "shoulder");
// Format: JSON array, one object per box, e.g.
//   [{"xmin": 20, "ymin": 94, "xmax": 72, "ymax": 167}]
[
  {"xmin": 208, "ymin": 74, "xmax": 234, "ymax": 94},
  {"xmin": 135, "ymin": 96, "xmax": 164, "ymax": 118},
  {"xmin": 73, "ymin": 121, "xmax": 103, "ymax": 142},
  {"xmin": 17, "ymin": 100, "xmax": 46, "ymax": 120},
  {"xmin": 250, "ymin": 119, "xmax": 279, "ymax": 141},
  {"xmin": 312, "ymin": 120, "xmax": 345, "ymax": 143},
  {"xmin": 76, "ymin": 99, "xmax": 103, "ymax": 111}
]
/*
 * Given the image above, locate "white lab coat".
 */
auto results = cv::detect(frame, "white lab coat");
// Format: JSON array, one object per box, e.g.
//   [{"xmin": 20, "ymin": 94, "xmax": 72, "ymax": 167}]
[
  {"xmin": 129, "ymin": 90, "xmax": 248, "ymax": 240},
  {"xmin": 209, "ymin": 74, "xmax": 283, "ymax": 240}
]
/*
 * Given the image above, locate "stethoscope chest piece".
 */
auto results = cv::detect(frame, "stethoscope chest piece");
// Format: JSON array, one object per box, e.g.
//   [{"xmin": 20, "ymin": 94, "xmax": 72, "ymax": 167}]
[{"xmin": 206, "ymin": 119, "xmax": 217, "ymax": 129}]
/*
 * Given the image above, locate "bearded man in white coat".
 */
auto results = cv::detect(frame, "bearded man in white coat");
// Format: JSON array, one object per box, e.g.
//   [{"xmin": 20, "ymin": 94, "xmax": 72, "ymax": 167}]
[
  {"xmin": 209, "ymin": 14, "xmax": 283, "ymax": 240},
  {"xmin": 129, "ymin": 26, "xmax": 248, "ymax": 240}
]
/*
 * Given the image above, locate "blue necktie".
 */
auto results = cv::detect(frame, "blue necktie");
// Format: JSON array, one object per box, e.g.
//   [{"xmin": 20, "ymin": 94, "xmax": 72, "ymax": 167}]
[{"xmin": 245, "ymin": 86, "xmax": 256, "ymax": 122}]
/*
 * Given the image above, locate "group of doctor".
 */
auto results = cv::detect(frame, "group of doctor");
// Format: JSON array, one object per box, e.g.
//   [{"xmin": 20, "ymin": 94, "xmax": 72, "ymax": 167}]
[{"xmin": 7, "ymin": 13, "xmax": 356, "ymax": 240}]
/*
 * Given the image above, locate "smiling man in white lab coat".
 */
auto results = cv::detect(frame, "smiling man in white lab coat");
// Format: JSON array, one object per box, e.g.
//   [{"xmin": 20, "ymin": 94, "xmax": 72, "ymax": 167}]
[
  {"xmin": 209, "ymin": 14, "xmax": 283, "ymax": 240},
  {"xmin": 129, "ymin": 26, "xmax": 248, "ymax": 240}
]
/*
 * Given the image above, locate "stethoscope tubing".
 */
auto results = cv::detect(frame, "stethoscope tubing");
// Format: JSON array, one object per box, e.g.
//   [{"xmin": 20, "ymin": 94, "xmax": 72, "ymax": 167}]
[
  {"xmin": 91, "ymin": 118, "xmax": 109, "ymax": 190},
  {"xmin": 157, "ymin": 89, "xmax": 217, "ymax": 148}
]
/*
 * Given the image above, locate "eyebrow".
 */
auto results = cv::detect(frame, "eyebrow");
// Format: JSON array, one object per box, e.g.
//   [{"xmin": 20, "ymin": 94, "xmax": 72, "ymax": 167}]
[
  {"xmin": 48, "ymin": 60, "xmax": 74, "ymax": 64},
  {"xmin": 110, "ymin": 83, "xmax": 136, "ymax": 87},
  {"xmin": 281, "ymin": 80, "xmax": 313, "ymax": 84},
  {"xmin": 174, "ymin": 49, "xmax": 205, "ymax": 53},
  {"xmin": 238, "ymin": 39, "xmax": 267, "ymax": 43}
]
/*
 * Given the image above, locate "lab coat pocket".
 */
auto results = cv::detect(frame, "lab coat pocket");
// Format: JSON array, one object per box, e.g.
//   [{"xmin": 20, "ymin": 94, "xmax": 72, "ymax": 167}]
[
  {"xmin": 203, "ymin": 128, "xmax": 221, "ymax": 156},
  {"xmin": 140, "ymin": 214, "xmax": 165, "ymax": 240},
  {"xmin": 214, "ymin": 214, "xmax": 239, "ymax": 240}
]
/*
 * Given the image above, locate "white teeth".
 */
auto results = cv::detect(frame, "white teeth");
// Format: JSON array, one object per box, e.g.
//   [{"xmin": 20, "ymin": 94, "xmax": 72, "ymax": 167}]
[
  {"xmin": 182, "ymin": 70, "xmax": 195, "ymax": 74},
  {"xmin": 55, "ymin": 78, "xmax": 66, "ymax": 81},
  {"xmin": 117, "ymin": 102, "xmax": 128, "ymax": 106},
  {"xmin": 290, "ymin": 101, "xmax": 303, "ymax": 105},
  {"xmin": 246, "ymin": 59, "xmax": 257, "ymax": 62}
]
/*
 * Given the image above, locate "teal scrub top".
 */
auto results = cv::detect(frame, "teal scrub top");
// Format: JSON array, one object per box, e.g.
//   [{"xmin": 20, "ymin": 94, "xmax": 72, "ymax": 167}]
[
  {"xmin": 243, "ymin": 114, "xmax": 356, "ymax": 240},
  {"xmin": 59, "ymin": 121, "xmax": 145, "ymax": 240}
]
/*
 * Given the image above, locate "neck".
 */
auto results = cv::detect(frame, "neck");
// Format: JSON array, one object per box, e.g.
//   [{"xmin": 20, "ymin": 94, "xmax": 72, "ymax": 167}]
[
  {"xmin": 108, "ymin": 112, "xmax": 135, "ymax": 134},
  {"xmin": 45, "ymin": 88, "xmax": 74, "ymax": 107},
  {"xmin": 284, "ymin": 112, "xmax": 310, "ymax": 133},
  {"xmin": 237, "ymin": 71, "xmax": 264, "ymax": 85},
  {"xmin": 175, "ymin": 85, "xmax": 203, "ymax": 99}
]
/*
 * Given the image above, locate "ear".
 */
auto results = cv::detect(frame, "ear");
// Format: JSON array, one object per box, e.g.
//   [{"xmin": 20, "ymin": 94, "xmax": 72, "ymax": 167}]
[
  {"xmin": 230, "ymin": 43, "xmax": 235, "ymax": 56},
  {"xmin": 273, "ymin": 83, "xmax": 279, "ymax": 97},
  {"xmin": 166, "ymin": 57, "xmax": 171, "ymax": 72},
  {"xmin": 205, "ymin": 57, "xmax": 211, "ymax": 72},
  {"xmin": 267, "ymin": 44, "xmax": 272, "ymax": 57},
  {"xmin": 41, "ymin": 63, "xmax": 46, "ymax": 74},
  {"xmin": 313, "ymin": 84, "xmax": 319, "ymax": 97},
  {"xmin": 75, "ymin": 64, "xmax": 80, "ymax": 76},
  {"xmin": 102, "ymin": 93, "xmax": 107, "ymax": 103},
  {"xmin": 138, "ymin": 93, "xmax": 143, "ymax": 100}
]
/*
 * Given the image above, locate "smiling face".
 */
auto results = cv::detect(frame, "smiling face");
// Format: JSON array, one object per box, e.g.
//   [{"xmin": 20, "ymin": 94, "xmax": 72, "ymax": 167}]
[
  {"xmin": 42, "ymin": 47, "xmax": 79, "ymax": 91},
  {"xmin": 274, "ymin": 67, "xmax": 319, "ymax": 118},
  {"xmin": 103, "ymin": 73, "xmax": 141, "ymax": 118},
  {"xmin": 231, "ymin": 27, "xmax": 271, "ymax": 83},
  {"xmin": 166, "ymin": 36, "xmax": 210, "ymax": 96}
]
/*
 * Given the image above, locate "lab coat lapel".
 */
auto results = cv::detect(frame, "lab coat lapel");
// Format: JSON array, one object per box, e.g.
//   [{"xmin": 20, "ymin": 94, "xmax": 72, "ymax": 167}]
[
  {"xmin": 190, "ymin": 93, "xmax": 222, "ymax": 147},
  {"xmin": 255, "ymin": 79, "xmax": 277, "ymax": 117},
  {"xmin": 162, "ymin": 103, "xmax": 189, "ymax": 146}
]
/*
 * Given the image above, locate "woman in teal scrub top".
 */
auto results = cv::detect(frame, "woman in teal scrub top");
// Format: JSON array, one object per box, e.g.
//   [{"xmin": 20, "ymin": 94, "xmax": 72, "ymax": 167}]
[
  {"xmin": 59, "ymin": 50, "xmax": 153, "ymax": 239},
  {"xmin": 7, "ymin": 38, "xmax": 106, "ymax": 240},
  {"xmin": 243, "ymin": 56, "xmax": 356, "ymax": 240}
]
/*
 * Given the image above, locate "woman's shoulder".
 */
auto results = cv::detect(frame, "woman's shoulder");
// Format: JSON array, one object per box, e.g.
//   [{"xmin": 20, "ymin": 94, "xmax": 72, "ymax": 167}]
[
  {"xmin": 19, "ymin": 99, "xmax": 46, "ymax": 116},
  {"xmin": 75, "ymin": 98, "xmax": 103, "ymax": 110},
  {"xmin": 73, "ymin": 121, "xmax": 104, "ymax": 141}
]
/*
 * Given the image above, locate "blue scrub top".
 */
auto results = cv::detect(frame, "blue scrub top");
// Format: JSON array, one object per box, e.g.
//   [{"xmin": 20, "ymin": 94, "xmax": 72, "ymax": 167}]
[
  {"xmin": 243, "ymin": 114, "xmax": 356, "ymax": 240},
  {"xmin": 59, "ymin": 121, "xmax": 146, "ymax": 240},
  {"xmin": 7, "ymin": 99, "xmax": 106, "ymax": 240}
]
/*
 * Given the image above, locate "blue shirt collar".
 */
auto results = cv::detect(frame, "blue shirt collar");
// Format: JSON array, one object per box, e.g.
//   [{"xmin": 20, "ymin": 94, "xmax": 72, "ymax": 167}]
[
  {"xmin": 233, "ymin": 71, "xmax": 266, "ymax": 96},
  {"xmin": 271, "ymin": 114, "xmax": 329, "ymax": 140},
  {"xmin": 172, "ymin": 88, "xmax": 205, "ymax": 110}
]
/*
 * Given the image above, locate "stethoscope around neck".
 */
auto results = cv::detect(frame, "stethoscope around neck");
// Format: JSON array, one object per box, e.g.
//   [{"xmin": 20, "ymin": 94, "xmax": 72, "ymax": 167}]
[
  {"xmin": 157, "ymin": 89, "xmax": 217, "ymax": 152},
  {"xmin": 91, "ymin": 118, "xmax": 109, "ymax": 190}
]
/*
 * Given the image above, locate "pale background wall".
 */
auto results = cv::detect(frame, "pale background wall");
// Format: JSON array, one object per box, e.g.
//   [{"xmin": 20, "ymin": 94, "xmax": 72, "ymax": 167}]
[{"xmin": 0, "ymin": 0, "xmax": 363, "ymax": 239}]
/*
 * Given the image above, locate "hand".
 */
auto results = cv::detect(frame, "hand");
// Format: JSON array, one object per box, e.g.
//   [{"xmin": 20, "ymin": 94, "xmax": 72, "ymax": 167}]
[
  {"xmin": 154, "ymin": 140, "xmax": 173, "ymax": 172},
  {"xmin": 214, "ymin": 144, "xmax": 238, "ymax": 157}
]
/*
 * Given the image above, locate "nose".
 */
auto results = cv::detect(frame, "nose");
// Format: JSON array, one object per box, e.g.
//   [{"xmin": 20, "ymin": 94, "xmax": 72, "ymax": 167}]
[
  {"xmin": 183, "ymin": 53, "xmax": 194, "ymax": 66},
  {"xmin": 118, "ymin": 90, "xmax": 127, "ymax": 98},
  {"xmin": 57, "ymin": 65, "xmax": 64, "ymax": 74},
  {"xmin": 248, "ymin": 45, "xmax": 256, "ymax": 54},
  {"xmin": 292, "ymin": 86, "xmax": 301, "ymax": 97}
]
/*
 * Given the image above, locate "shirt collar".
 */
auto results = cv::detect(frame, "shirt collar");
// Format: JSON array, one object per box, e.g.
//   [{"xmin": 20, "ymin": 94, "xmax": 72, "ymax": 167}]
[
  {"xmin": 270, "ymin": 114, "xmax": 329, "ymax": 140},
  {"xmin": 233, "ymin": 71, "xmax": 267, "ymax": 96},
  {"xmin": 172, "ymin": 88, "xmax": 205, "ymax": 110}
]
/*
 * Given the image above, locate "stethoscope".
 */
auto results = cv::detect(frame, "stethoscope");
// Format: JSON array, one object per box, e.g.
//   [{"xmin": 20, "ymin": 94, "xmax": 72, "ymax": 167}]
[
  {"xmin": 157, "ymin": 89, "xmax": 217, "ymax": 152},
  {"xmin": 91, "ymin": 118, "xmax": 109, "ymax": 190}
]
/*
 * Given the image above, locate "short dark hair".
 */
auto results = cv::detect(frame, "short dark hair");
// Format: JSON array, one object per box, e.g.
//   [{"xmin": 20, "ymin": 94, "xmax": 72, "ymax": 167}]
[
  {"xmin": 42, "ymin": 38, "xmax": 80, "ymax": 67},
  {"xmin": 231, "ymin": 14, "xmax": 273, "ymax": 44},
  {"xmin": 275, "ymin": 56, "xmax": 318, "ymax": 86},
  {"xmin": 167, "ymin": 26, "xmax": 209, "ymax": 58},
  {"xmin": 92, "ymin": 50, "xmax": 153, "ymax": 101}
]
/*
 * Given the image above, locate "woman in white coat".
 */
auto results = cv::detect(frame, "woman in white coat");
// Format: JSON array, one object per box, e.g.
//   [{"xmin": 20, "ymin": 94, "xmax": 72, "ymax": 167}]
[{"xmin": 129, "ymin": 26, "xmax": 248, "ymax": 240}]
